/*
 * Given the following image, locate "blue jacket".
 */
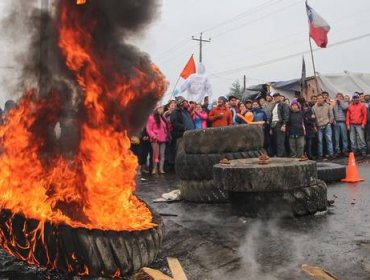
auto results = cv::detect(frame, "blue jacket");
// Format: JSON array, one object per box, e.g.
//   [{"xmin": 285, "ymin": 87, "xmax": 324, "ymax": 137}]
[{"xmin": 252, "ymin": 108, "xmax": 267, "ymax": 122}]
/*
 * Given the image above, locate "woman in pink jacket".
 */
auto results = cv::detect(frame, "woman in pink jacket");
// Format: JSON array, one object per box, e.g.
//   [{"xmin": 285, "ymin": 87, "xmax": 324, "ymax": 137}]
[
  {"xmin": 146, "ymin": 105, "xmax": 169, "ymax": 174},
  {"xmin": 192, "ymin": 103, "xmax": 208, "ymax": 129}
]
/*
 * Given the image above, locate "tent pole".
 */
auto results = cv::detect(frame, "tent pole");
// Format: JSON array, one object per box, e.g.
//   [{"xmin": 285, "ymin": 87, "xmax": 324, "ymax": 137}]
[{"xmin": 309, "ymin": 37, "xmax": 320, "ymax": 95}]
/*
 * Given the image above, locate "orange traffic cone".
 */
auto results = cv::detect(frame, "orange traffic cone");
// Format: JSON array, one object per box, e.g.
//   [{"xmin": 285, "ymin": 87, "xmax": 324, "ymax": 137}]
[{"xmin": 341, "ymin": 152, "xmax": 364, "ymax": 183}]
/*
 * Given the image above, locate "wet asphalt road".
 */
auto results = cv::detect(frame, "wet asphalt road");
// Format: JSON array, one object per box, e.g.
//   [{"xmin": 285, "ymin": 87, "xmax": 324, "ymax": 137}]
[{"xmin": 0, "ymin": 160, "xmax": 370, "ymax": 279}]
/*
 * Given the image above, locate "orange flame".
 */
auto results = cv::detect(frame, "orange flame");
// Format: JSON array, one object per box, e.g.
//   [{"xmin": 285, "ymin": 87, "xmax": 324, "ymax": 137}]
[
  {"xmin": 0, "ymin": 0, "xmax": 166, "ymax": 236},
  {"xmin": 76, "ymin": 0, "xmax": 86, "ymax": 5}
]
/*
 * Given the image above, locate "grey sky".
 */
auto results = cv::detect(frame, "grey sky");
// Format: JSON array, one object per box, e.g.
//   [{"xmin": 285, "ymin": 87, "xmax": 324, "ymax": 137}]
[
  {"xmin": 136, "ymin": 0, "xmax": 370, "ymax": 101},
  {"xmin": 0, "ymin": 0, "xmax": 369, "ymax": 107}
]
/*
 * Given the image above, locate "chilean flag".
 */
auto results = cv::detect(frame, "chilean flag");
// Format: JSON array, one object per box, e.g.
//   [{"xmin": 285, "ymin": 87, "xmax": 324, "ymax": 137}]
[{"xmin": 306, "ymin": 2, "xmax": 331, "ymax": 48}]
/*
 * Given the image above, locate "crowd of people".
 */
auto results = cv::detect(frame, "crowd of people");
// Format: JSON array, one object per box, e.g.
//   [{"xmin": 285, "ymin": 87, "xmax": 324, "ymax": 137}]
[{"xmin": 133, "ymin": 91, "xmax": 370, "ymax": 175}]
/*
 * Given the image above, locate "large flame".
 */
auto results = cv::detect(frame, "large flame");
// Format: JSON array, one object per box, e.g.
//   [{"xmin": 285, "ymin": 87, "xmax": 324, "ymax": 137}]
[{"xmin": 0, "ymin": 0, "xmax": 166, "ymax": 236}]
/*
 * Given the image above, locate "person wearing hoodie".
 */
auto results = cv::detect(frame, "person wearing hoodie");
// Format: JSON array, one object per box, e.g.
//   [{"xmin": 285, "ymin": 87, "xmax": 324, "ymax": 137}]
[
  {"xmin": 146, "ymin": 105, "xmax": 170, "ymax": 174},
  {"xmin": 170, "ymin": 96, "xmax": 195, "ymax": 141},
  {"xmin": 333, "ymin": 93, "xmax": 349, "ymax": 156},
  {"xmin": 346, "ymin": 93, "xmax": 368, "ymax": 157},
  {"xmin": 208, "ymin": 96, "xmax": 232, "ymax": 127},
  {"xmin": 192, "ymin": 103, "xmax": 208, "ymax": 129},
  {"xmin": 288, "ymin": 101, "xmax": 305, "ymax": 158}
]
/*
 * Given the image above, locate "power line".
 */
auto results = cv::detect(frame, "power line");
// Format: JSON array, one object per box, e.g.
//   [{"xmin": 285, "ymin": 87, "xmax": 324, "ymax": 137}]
[
  {"xmin": 213, "ymin": 32, "xmax": 370, "ymax": 76},
  {"xmin": 153, "ymin": 0, "xmax": 291, "ymax": 60}
]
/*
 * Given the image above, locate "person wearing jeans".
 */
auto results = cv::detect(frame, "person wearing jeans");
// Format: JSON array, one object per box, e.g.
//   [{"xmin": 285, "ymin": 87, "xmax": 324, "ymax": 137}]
[
  {"xmin": 313, "ymin": 93, "xmax": 335, "ymax": 160},
  {"xmin": 333, "ymin": 93, "xmax": 349, "ymax": 156},
  {"xmin": 346, "ymin": 93, "xmax": 368, "ymax": 156},
  {"xmin": 317, "ymin": 124, "xmax": 334, "ymax": 159}
]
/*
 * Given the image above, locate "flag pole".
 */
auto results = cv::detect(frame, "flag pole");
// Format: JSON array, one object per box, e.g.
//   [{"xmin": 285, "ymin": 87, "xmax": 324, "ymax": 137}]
[
  {"xmin": 308, "ymin": 36, "xmax": 320, "ymax": 94},
  {"xmin": 170, "ymin": 76, "xmax": 181, "ymax": 98},
  {"xmin": 306, "ymin": 0, "xmax": 320, "ymax": 95}
]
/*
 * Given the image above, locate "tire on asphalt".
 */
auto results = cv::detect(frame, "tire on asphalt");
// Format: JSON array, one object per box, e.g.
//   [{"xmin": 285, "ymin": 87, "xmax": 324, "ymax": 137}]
[
  {"xmin": 0, "ymin": 206, "xmax": 164, "ymax": 278},
  {"xmin": 317, "ymin": 162, "xmax": 346, "ymax": 183},
  {"xmin": 175, "ymin": 149, "xmax": 266, "ymax": 181},
  {"xmin": 183, "ymin": 125, "xmax": 264, "ymax": 154},
  {"xmin": 180, "ymin": 180, "xmax": 229, "ymax": 203},
  {"xmin": 214, "ymin": 158, "xmax": 317, "ymax": 192},
  {"xmin": 228, "ymin": 180, "xmax": 328, "ymax": 217}
]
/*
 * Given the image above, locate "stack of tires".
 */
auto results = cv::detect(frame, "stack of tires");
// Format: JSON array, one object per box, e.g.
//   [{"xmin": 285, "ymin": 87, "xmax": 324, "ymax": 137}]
[
  {"xmin": 175, "ymin": 125, "xmax": 265, "ymax": 203},
  {"xmin": 214, "ymin": 158, "xmax": 328, "ymax": 217}
]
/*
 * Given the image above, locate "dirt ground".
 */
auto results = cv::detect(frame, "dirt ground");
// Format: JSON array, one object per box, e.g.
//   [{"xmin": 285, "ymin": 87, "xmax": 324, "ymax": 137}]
[{"xmin": 0, "ymin": 161, "xmax": 370, "ymax": 280}]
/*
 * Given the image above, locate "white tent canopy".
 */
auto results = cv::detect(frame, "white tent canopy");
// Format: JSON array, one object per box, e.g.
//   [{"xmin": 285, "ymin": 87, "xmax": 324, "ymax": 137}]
[{"xmin": 318, "ymin": 71, "xmax": 370, "ymax": 97}]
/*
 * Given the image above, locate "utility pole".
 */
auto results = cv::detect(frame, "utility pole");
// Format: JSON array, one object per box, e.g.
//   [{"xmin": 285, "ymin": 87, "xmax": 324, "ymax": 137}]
[
  {"xmin": 192, "ymin": 33, "xmax": 211, "ymax": 63},
  {"xmin": 243, "ymin": 75, "xmax": 247, "ymax": 92}
]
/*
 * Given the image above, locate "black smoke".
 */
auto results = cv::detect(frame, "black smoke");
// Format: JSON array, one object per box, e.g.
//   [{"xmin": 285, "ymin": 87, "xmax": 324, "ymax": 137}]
[{"xmin": 1, "ymin": 0, "xmax": 165, "ymax": 157}]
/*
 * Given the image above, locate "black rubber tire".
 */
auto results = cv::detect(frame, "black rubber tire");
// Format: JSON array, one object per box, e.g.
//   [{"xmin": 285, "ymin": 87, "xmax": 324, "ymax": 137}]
[
  {"xmin": 317, "ymin": 162, "xmax": 346, "ymax": 183},
  {"xmin": 214, "ymin": 158, "xmax": 317, "ymax": 192},
  {"xmin": 183, "ymin": 125, "xmax": 264, "ymax": 154},
  {"xmin": 229, "ymin": 180, "xmax": 328, "ymax": 217},
  {"xmin": 180, "ymin": 180, "xmax": 229, "ymax": 203},
  {"xmin": 175, "ymin": 149, "xmax": 266, "ymax": 181},
  {"xmin": 0, "ymin": 206, "xmax": 164, "ymax": 278}
]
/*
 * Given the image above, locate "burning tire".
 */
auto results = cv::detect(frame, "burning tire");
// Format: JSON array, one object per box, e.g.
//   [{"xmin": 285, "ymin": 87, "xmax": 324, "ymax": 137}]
[
  {"xmin": 175, "ymin": 149, "xmax": 265, "ymax": 181},
  {"xmin": 214, "ymin": 158, "xmax": 317, "ymax": 192},
  {"xmin": 0, "ymin": 206, "xmax": 164, "ymax": 278},
  {"xmin": 228, "ymin": 180, "xmax": 328, "ymax": 217},
  {"xmin": 180, "ymin": 180, "xmax": 228, "ymax": 203},
  {"xmin": 317, "ymin": 162, "xmax": 346, "ymax": 183},
  {"xmin": 182, "ymin": 125, "xmax": 264, "ymax": 154}
]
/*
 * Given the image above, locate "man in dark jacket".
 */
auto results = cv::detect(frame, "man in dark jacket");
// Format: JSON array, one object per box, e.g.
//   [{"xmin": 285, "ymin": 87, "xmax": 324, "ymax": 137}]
[
  {"xmin": 269, "ymin": 92, "xmax": 289, "ymax": 157},
  {"xmin": 170, "ymin": 96, "xmax": 195, "ymax": 141},
  {"xmin": 288, "ymin": 101, "xmax": 305, "ymax": 157}
]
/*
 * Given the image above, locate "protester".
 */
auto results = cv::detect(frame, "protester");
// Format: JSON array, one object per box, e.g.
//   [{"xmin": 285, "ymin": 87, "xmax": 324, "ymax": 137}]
[
  {"xmin": 139, "ymin": 127, "xmax": 152, "ymax": 174},
  {"xmin": 269, "ymin": 92, "xmax": 289, "ymax": 157},
  {"xmin": 208, "ymin": 96, "xmax": 232, "ymax": 127},
  {"xmin": 310, "ymin": 95, "xmax": 318, "ymax": 107},
  {"xmin": 288, "ymin": 100, "xmax": 305, "ymax": 158},
  {"xmin": 192, "ymin": 103, "xmax": 208, "ymax": 129},
  {"xmin": 170, "ymin": 96, "xmax": 195, "ymax": 142},
  {"xmin": 284, "ymin": 98, "xmax": 291, "ymax": 106},
  {"xmin": 346, "ymin": 93, "xmax": 368, "ymax": 157},
  {"xmin": 333, "ymin": 93, "xmax": 349, "ymax": 156},
  {"xmin": 322, "ymin": 91, "xmax": 330, "ymax": 104},
  {"xmin": 228, "ymin": 95, "xmax": 238, "ymax": 124},
  {"xmin": 235, "ymin": 102, "xmax": 248, "ymax": 124},
  {"xmin": 245, "ymin": 100, "xmax": 253, "ymax": 111},
  {"xmin": 202, "ymin": 96, "xmax": 211, "ymax": 114},
  {"xmin": 258, "ymin": 98, "xmax": 269, "ymax": 118},
  {"xmin": 312, "ymin": 93, "xmax": 335, "ymax": 160},
  {"xmin": 146, "ymin": 105, "xmax": 170, "ymax": 174},
  {"xmin": 251, "ymin": 101, "xmax": 267, "ymax": 123},
  {"xmin": 303, "ymin": 103, "xmax": 317, "ymax": 159},
  {"xmin": 344, "ymin": 95, "xmax": 351, "ymax": 103}
]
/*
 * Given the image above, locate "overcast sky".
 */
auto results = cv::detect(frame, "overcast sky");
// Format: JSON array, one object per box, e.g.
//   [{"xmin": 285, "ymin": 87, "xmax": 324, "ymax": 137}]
[
  {"xmin": 0, "ymin": 0, "xmax": 369, "ymax": 106},
  {"xmin": 135, "ymin": 0, "xmax": 370, "ymax": 101}
]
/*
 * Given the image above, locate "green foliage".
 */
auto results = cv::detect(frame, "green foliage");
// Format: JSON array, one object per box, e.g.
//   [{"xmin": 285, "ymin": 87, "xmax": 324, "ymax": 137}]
[{"xmin": 228, "ymin": 80, "xmax": 243, "ymax": 99}]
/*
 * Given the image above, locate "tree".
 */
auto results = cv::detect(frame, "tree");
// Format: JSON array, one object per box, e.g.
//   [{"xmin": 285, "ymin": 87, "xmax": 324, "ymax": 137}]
[{"xmin": 228, "ymin": 80, "xmax": 243, "ymax": 99}]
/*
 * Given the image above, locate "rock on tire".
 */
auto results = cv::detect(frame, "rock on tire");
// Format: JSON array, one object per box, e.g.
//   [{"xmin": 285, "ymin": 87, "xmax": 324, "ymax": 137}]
[
  {"xmin": 317, "ymin": 162, "xmax": 346, "ymax": 183},
  {"xmin": 229, "ymin": 180, "xmax": 328, "ymax": 217},
  {"xmin": 183, "ymin": 125, "xmax": 264, "ymax": 154},
  {"xmin": 175, "ymin": 149, "xmax": 266, "ymax": 181},
  {"xmin": 180, "ymin": 180, "xmax": 228, "ymax": 203}
]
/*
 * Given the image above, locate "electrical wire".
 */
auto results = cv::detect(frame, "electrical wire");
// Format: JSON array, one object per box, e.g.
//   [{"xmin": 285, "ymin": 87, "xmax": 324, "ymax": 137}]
[{"xmin": 213, "ymin": 32, "xmax": 370, "ymax": 76}]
